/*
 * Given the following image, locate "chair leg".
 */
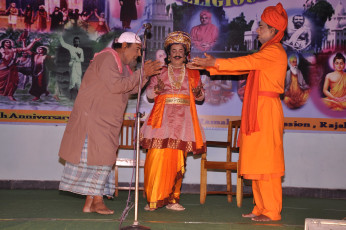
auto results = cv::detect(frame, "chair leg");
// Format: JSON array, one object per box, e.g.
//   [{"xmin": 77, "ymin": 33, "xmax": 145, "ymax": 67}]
[
  {"xmin": 200, "ymin": 158, "xmax": 207, "ymax": 204},
  {"xmin": 226, "ymin": 169, "xmax": 232, "ymax": 203},
  {"xmin": 236, "ymin": 176, "xmax": 243, "ymax": 207},
  {"xmin": 114, "ymin": 166, "xmax": 119, "ymax": 197},
  {"xmin": 236, "ymin": 164, "xmax": 243, "ymax": 207}
]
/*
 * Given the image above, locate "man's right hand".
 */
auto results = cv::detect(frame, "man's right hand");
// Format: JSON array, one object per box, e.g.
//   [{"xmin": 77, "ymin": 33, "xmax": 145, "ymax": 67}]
[
  {"xmin": 143, "ymin": 60, "xmax": 162, "ymax": 79},
  {"xmin": 191, "ymin": 53, "xmax": 216, "ymax": 67}
]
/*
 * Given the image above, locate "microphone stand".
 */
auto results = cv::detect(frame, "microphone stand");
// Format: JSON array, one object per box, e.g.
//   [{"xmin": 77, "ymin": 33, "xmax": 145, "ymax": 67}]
[{"xmin": 120, "ymin": 27, "xmax": 151, "ymax": 230}]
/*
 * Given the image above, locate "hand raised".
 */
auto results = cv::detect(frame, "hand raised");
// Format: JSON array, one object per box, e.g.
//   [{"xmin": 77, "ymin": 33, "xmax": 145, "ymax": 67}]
[
  {"xmin": 191, "ymin": 53, "xmax": 216, "ymax": 68},
  {"xmin": 143, "ymin": 60, "xmax": 162, "ymax": 79},
  {"xmin": 186, "ymin": 62, "xmax": 204, "ymax": 70}
]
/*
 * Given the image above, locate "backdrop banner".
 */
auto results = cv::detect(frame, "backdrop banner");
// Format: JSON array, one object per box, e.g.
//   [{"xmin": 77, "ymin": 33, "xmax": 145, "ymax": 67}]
[{"xmin": 0, "ymin": 0, "xmax": 345, "ymax": 132}]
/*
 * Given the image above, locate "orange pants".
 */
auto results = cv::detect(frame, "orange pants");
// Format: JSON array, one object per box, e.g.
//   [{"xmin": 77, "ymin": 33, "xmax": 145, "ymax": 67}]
[
  {"xmin": 144, "ymin": 148, "xmax": 186, "ymax": 209},
  {"xmin": 251, "ymin": 177, "xmax": 282, "ymax": 221}
]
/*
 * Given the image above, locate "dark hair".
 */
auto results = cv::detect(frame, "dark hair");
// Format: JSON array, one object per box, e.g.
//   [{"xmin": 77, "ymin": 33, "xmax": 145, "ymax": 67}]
[
  {"xmin": 333, "ymin": 52, "xmax": 345, "ymax": 63},
  {"xmin": 292, "ymin": 15, "xmax": 305, "ymax": 22},
  {"xmin": 73, "ymin": 36, "xmax": 80, "ymax": 41},
  {"xmin": 1, "ymin": 39, "xmax": 12, "ymax": 48},
  {"xmin": 38, "ymin": 46, "xmax": 48, "ymax": 55},
  {"xmin": 164, "ymin": 43, "xmax": 190, "ymax": 65},
  {"xmin": 112, "ymin": 42, "xmax": 133, "ymax": 49}
]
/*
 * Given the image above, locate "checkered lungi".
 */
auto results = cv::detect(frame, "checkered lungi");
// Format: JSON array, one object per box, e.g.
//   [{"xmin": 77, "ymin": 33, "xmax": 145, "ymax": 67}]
[{"xmin": 59, "ymin": 137, "xmax": 116, "ymax": 197}]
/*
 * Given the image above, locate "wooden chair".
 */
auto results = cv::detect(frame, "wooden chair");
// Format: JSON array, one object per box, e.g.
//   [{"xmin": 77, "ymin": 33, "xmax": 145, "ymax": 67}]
[
  {"xmin": 114, "ymin": 119, "xmax": 145, "ymax": 197},
  {"xmin": 200, "ymin": 120, "xmax": 248, "ymax": 207}
]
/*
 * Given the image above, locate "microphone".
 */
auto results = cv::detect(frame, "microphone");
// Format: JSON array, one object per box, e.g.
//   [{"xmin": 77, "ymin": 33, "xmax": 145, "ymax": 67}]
[{"xmin": 143, "ymin": 23, "xmax": 152, "ymax": 30}]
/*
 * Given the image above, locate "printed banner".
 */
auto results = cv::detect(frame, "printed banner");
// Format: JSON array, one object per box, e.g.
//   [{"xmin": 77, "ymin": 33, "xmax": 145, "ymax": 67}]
[{"xmin": 0, "ymin": 0, "xmax": 344, "ymax": 132}]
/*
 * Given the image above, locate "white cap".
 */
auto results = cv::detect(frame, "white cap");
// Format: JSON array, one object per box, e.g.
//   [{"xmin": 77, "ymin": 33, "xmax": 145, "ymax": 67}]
[{"xmin": 117, "ymin": 32, "xmax": 141, "ymax": 44}]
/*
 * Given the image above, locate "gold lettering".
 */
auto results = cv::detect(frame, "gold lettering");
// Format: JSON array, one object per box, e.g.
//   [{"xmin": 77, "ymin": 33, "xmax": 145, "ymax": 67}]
[
  {"xmin": 224, "ymin": 0, "xmax": 232, "ymax": 6},
  {"xmin": 183, "ymin": 0, "xmax": 193, "ymax": 4},
  {"xmin": 212, "ymin": 0, "xmax": 223, "ymax": 6},
  {"xmin": 200, "ymin": 0, "xmax": 211, "ymax": 6},
  {"xmin": 233, "ymin": 0, "xmax": 245, "ymax": 5}
]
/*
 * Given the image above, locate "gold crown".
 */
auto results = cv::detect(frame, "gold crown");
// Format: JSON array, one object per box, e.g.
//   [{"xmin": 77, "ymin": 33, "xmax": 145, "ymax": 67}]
[{"xmin": 164, "ymin": 31, "xmax": 191, "ymax": 52}]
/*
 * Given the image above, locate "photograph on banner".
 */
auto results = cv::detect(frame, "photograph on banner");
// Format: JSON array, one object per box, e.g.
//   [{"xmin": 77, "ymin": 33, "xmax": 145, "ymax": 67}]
[{"xmin": 0, "ymin": 0, "xmax": 344, "ymax": 132}]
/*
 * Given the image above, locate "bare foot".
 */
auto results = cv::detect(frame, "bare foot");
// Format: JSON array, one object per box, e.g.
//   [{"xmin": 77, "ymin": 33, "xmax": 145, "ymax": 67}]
[
  {"xmin": 252, "ymin": 214, "xmax": 272, "ymax": 222},
  {"xmin": 90, "ymin": 196, "xmax": 114, "ymax": 215},
  {"xmin": 242, "ymin": 213, "xmax": 257, "ymax": 218},
  {"xmin": 82, "ymin": 195, "xmax": 94, "ymax": 213},
  {"xmin": 53, "ymin": 95, "xmax": 60, "ymax": 101}
]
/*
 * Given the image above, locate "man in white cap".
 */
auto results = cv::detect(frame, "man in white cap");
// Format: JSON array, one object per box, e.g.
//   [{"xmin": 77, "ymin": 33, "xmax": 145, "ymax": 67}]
[{"xmin": 58, "ymin": 32, "xmax": 162, "ymax": 215}]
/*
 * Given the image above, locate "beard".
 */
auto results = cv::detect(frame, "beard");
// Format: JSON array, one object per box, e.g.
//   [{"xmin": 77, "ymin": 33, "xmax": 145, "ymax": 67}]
[{"xmin": 290, "ymin": 66, "xmax": 298, "ymax": 75}]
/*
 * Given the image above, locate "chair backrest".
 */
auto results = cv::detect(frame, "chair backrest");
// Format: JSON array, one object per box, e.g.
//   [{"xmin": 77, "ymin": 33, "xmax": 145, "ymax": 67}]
[
  {"xmin": 118, "ymin": 120, "xmax": 139, "ymax": 150},
  {"xmin": 227, "ymin": 120, "xmax": 241, "ymax": 161}
]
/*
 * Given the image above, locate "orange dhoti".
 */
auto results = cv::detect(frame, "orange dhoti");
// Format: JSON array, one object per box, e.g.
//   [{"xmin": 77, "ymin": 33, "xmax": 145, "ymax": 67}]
[{"xmin": 144, "ymin": 148, "xmax": 187, "ymax": 209}]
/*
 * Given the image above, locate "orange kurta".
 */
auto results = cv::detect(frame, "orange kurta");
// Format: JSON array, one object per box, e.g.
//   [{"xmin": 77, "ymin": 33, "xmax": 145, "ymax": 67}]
[{"xmin": 207, "ymin": 43, "xmax": 287, "ymax": 178}]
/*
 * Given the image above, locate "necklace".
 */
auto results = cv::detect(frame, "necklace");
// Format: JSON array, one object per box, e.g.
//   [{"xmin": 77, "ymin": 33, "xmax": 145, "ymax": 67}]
[{"xmin": 168, "ymin": 64, "xmax": 185, "ymax": 90}]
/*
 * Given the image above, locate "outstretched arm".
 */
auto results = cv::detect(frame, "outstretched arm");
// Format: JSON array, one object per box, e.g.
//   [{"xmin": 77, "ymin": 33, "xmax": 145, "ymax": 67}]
[
  {"xmin": 87, "ymin": 11, "xmax": 93, "ymax": 20},
  {"xmin": 59, "ymin": 36, "xmax": 73, "ymax": 50},
  {"xmin": 94, "ymin": 9, "xmax": 100, "ymax": 19},
  {"xmin": 190, "ymin": 53, "xmax": 216, "ymax": 69},
  {"xmin": 17, "ymin": 38, "xmax": 41, "ymax": 52},
  {"xmin": 105, "ymin": 21, "xmax": 110, "ymax": 32}
]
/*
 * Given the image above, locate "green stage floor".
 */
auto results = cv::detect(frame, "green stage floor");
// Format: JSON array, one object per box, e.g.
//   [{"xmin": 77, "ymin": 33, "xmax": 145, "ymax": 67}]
[{"xmin": 0, "ymin": 190, "xmax": 345, "ymax": 230}]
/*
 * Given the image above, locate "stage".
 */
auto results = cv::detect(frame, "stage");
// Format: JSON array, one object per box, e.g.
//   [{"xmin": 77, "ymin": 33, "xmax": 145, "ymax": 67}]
[{"xmin": 0, "ymin": 190, "xmax": 345, "ymax": 230}]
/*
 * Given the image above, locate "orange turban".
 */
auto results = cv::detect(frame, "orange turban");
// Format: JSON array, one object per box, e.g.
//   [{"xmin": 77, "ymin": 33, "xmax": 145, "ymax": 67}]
[{"xmin": 261, "ymin": 3, "xmax": 288, "ymax": 44}]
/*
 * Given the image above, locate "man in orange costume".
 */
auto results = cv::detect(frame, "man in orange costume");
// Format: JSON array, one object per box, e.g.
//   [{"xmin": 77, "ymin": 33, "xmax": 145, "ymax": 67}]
[
  {"xmin": 140, "ymin": 31, "xmax": 206, "ymax": 211},
  {"xmin": 190, "ymin": 3, "xmax": 288, "ymax": 222}
]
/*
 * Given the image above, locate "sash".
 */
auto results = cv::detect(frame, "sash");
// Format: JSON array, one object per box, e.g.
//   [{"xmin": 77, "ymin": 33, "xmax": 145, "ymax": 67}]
[
  {"xmin": 92, "ymin": 47, "xmax": 132, "ymax": 75},
  {"xmin": 238, "ymin": 90, "xmax": 280, "ymax": 146}
]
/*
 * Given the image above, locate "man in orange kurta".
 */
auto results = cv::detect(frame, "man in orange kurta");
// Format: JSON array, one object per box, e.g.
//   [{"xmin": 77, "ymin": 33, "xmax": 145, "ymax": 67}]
[{"xmin": 190, "ymin": 3, "xmax": 288, "ymax": 222}]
